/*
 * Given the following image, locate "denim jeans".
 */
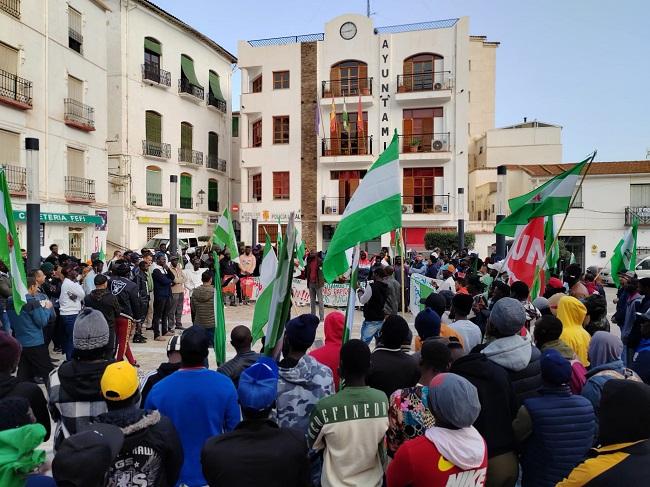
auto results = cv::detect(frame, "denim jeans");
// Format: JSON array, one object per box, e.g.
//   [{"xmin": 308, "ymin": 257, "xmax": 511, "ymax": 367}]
[
  {"xmin": 61, "ymin": 314, "xmax": 78, "ymax": 361},
  {"xmin": 361, "ymin": 320, "xmax": 383, "ymax": 345}
]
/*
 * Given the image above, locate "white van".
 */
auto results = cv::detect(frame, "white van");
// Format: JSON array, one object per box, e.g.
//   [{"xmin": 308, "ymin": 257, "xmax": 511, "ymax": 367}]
[{"xmin": 143, "ymin": 233, "xmax": 211, "ymax": 253}]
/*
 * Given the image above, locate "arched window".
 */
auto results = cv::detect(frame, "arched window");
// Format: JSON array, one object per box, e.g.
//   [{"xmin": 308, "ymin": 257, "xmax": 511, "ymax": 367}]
[
  {"xmin": 180, "ymin": 172, "xmax": 192, "ymax": 209},
  {"xmin": 208, "ymin": 179, "xmax": 219, "ymax": 212},
  {"xmin": 208, "ymin": 131, "xmax": 218, "ymax": 163},
  {"xmin": 179, "ymin": 122, "xmax": 193, "ymax": 162},
  {"xmin": 401, "ymin": 53, "xmax": 444, "ymax": 92},
  {"xmin": 329, "ymin": 60, "xmax": 368, "ymax": 97},
  {"xmin": 145, "ymin": 166, "xmax": 162, "ymax": 206}
]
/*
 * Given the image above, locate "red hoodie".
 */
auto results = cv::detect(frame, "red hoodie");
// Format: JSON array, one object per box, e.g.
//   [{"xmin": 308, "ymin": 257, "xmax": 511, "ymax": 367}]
[{"xmin": 309, "ymin": 312, "xmax": 344, "ymax": 390}]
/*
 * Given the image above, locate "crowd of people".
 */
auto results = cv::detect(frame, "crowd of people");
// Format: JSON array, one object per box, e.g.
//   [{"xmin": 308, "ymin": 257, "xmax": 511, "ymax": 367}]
[{"xmin": 1, "ymin": 243, "xmax": 650, "ymax": 486}]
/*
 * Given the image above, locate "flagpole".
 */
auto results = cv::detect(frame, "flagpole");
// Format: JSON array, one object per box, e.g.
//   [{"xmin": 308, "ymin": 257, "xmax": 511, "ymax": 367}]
[{"xmin": 399, "ymin": 229, "xmax": 406, "ymax": 314}]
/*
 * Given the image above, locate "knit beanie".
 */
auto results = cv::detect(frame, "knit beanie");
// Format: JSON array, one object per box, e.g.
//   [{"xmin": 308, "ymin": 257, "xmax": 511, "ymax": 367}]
[
  {"xmin": 428, "ymin": 373, "xmax": 480, "ymax": 428},
  {"xmin": 73, "ymin": 308, "xmax": 109, "ymax": 351},
  {"xmin": 489, "ymin": 297, "xmax": 526, "ymax": 336},
  {"xmin": 540, "ymin": 349, "xmax": 572, "ymax": 385},
  {"xmin": 414, "ymin": 308, "xmax": 441, "ymax": 340}
]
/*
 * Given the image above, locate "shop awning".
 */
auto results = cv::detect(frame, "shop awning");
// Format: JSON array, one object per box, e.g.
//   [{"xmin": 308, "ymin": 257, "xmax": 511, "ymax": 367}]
[
  {"xmin": 13, "ymin": 211, "xmax": 103, "ymax": 225},
  {"xmin": 144, "ymin": 38, "xmax": 161, "ymax": 55},
  {"xmin": 181, "ymin": 55, "xmax": 201, "ymax": 87},
  {"xmin": 209, "ymin": 71, "xmax": 226, "ymax": 102}
]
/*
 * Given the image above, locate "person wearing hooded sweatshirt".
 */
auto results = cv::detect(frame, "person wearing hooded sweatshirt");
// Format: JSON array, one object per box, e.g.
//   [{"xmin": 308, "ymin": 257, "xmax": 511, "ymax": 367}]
[
  {"xmin": 276, "ymin": 314, "xmax": 334, "ymax": 433},
  {"xmin": 621, "ymin": 277, "xmax": 644, "ymax": 365},
  {"xmin": 581, "ymin": 331, "xmax": 641, "ymax": 417},
  {"xmin": 47, "ymin": 308, "xmax": 114, "ymax": 450},
  {"xmin": 83, "ymin": 274, "xmax": 120, "ymax": 358},
  {"xmin": 533, "ymin": 315, "xmax": 587, "ymax": 394},
  {"xmin": 109, "ymin": 261, "xmax": 141, "ymax": 364},
  {"xmin": 309, "ymin": 311, "xmax": 344, "ymax": 390},
  {"xmin": 386, "ymin": 373, "xmax": 488, "ymax": 487},
  {"xmin": 558, "ymin": 380, "xmax": 650, "ymax": 486},
  {"xmin": 477, "ymin": 297, "xmax": 542, "ymax": 403},
  {"xmin": 556, "ymin": 296, "xmax": 592, "ymax": 367},
  {"xmin": 94, "ymin": 361, "xmax": 182, "ymax": 486},
  {"xmin": 513, "ymin": 349, "xmax": 595, "ymax": 487}
]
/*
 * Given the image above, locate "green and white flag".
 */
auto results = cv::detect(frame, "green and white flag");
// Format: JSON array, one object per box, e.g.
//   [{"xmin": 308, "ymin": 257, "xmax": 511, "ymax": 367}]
[
  {"xmin": 213, "ymin": 208, "xmax": 239, "ymax": 262},
  {"xmin": 342, "ymin": 98, "xmax": 349, "ymax": 132},
  {"xmin": 323, "ymin": 131, "xmax": 402, "ymax": 282},
  {"xmin": 495, "ymin": 155, "xmax": 593, "ymax": 237},
  {"xmin": 212, "ymin": 251, "xmax": 226, "ymax": 365},
  {"xmin": 544, "ymin": 215, "xmax": 560, "ymax": 274},
  {"xmin": 569, "ymin": 252, "xmax": 576, "ymax": 265},
  {"xmin": 0, "ymin": 170, "xmax": 28, "ymax": 313},
  {"xmin": 252, "ymin": 234, "xmax": 278, "ymax": 343},
  {"xmin": 296, "ymin": 239, "xmax": 306, "ymax": 269},
  {"xmin": 343, "ymin": 244, "xmax": 360, "ymax": 343},
  {"xmin": 611, "ymin": 220, "xmax": 638, "ymax": 288}
]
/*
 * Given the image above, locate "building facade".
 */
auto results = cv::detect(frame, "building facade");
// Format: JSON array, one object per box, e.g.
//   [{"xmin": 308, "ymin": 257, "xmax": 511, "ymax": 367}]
[
  {"xmin": 105, "ymin": 0, "xmax": 235, "ymax": 250},
  {"xmin": 0, "ymin": 0, "xmax": 110, "ymax": 260},
  {"xmin": 237, "ymin": 15, "xmax": 498, "ymax": 250}
]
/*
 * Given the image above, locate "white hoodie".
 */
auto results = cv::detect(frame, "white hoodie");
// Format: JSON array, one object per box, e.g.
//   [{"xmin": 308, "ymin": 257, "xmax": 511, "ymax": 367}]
[{"xmin": 425, "ymin": 425, "xmax": 486, "ymax": 470}]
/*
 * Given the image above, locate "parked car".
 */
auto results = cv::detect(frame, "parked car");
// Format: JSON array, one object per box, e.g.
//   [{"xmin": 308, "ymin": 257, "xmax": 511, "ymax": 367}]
[
  {"xmin": 635, "ymin": 255, "xmax": 650, "ymax": 279},
  {"xmin": 143, "ymin": 233, "xmax": 210, "ymax": 253}
]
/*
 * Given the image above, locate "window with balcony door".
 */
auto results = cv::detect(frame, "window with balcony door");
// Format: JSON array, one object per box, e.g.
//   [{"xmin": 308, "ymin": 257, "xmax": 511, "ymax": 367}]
[
  {"xmin": 403, "ymin": 167, "xmax": 444, "ymax": 214},
  {"xmin": 401, "ymin": 53, "xmax": 444, "ymax": 92},
  {"xmin": 402, "ymin": 107, "xmax": 444, "ymax": 153},
  {"xmin": 258, "ymin": 224, "xmax": 286, "ymax": 245},
  {"xmin": 273, "ymin": 116, "xmax": 289, "ymax": 144},
  {"xmin": 273, "ymin": 71, "xmax": 289, "ymax": 89},
  {"xmin": 208, "ymin": 131, "xmax": 219, "ymax": 168},
  {"xmin": 327, "ymin": 112, "xmax": 368, "ymax": 156},
  {"xmin": 67, "ymin": 147, "xmax": 84, "ymax": 178},
  {"xmin": 208, "ymin": 179, "xmax": 219, "ymax": 212},
  {"xmin": 252, "ymin": 75, "xmax": 262, "ymax": 93},
  {"xmin": 0, "ymin": 129, "xmax": 24, "ymax": 195},
  {"xmin": 144, "ymin": 37, "xmax": 161, "ymax": 82},
  {"xmin": 144, "ymin": 110, "xmax": 164, "ymax": 157},
  {"xmin": 146, "ymin": 166, "xmax": 162, "ymax": 206},
  {"xmin": 329, "ymin": 60, "xmax": 368, "ymax": 97},
  {"xmin": 232, "ymin": 116, "xmax": 239, "ymax": 137},
  {"xmin": 252, "ymin": 119, "xmax": 262, "ymax": 147},
  {"xmin": 180, "ymin": 122, "xmax": 193, "ymax": 161},
  {"xmin": 273, "ymin": 172, "xmax": 289, "ymax": 200},
  {"xmin": 68, "ymin": 7, "xmax": 83, "ymax": 53},
  {"xmin": 328, "ymin": 170, "xmax": 366, "ymax": 214},
  {"xmin": 251, "ymin": 173, "xmax": 262, "ymax": 201},
  {"xmin": 180, "ymin": 173, "xmax": 192, "ymax": 209}
]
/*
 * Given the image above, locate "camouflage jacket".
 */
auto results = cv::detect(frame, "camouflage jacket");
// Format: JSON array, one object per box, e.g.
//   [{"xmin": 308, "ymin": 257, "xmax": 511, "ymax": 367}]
[{"xmin": 277, "ymin": 354, "xmax": 334, "ymax": 433}]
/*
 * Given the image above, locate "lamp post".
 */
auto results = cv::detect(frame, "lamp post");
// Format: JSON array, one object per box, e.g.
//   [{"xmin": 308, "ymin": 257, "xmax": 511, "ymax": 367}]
[
  {"xmin": 496, "ymin": 165, "xmax": 507, "ymax": 259},
  {"xmin": 169, "ymin": 175, "xmax": 178, "ymax": 256},
  {"xmin": 25, "ymin": 138, "xmax": 40, "ymax": 271},
  {"xmin": 457, "ymin": 187, "xmax": 465, "ymax": 252}
]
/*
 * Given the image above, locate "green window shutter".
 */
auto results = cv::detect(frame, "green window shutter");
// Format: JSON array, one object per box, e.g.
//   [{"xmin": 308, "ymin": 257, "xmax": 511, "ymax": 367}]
[
  {"xmin": 209, "ymin": 71, "xmax": 226, "ymax": 102},
  {"xmin": 180, "ymin": 174, "xmax": 192, "ymax": 199},
  {"xmin": 181, "ymin": 123, "xmax": 192, "ymax": 149},
  {"xmin": 144, "ymin": 38, "xmax": 162, "ymax": 56},
  {"xmin": 208, "ymin": 132, "xmax": 218, "ymax": 157},
  {"xmin": 232, "ymin": 117, "xmax": 239, "ymax": 137},
  {"xmin": 208, "ymin": 179, "xmax": 218, "ymax": 211},
  {"xmin": 145, "ymin": 112, "xmax": 162, "ymax": 143},
  {"xmin": 181, "ymin": 55, "xmax": 201, "ymax": 87}
]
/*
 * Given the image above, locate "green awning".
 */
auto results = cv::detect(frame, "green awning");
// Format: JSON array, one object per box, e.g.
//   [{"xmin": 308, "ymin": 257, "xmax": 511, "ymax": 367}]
[
  {"xmin": 181, "ymin": 55, "xmax": 201, "ymax": 87},
  {"xmin": 209, "ymin": 71, "xmax": 226, "ymax": 102},
  {"xmin": 144, "ymin": 38, "xmax": 161, "ymax": 56},
  {"xmin": 13, "ymin": 211, "xmax": 103, "ymax": 225}
]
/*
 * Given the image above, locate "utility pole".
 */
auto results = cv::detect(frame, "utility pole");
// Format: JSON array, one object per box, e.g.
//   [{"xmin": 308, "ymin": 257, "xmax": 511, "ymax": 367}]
[{"xmin": 367, "ymin": 0, "xmax": 371, "ymax": 17}]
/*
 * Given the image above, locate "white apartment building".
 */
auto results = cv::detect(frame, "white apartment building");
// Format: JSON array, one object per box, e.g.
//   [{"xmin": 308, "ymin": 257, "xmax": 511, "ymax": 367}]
[
  {"xmin": 231, "ymin": 110, "xmax": 241, "ymax": 227},
  {"xmin": 0, "ymin": 0, "xmax": 110, "ymax": 260},
  {"xmin": 105, "ymin": 0, "xmax": 235, "ymax": 250},
  {"xmin": 237, "ymin": 14, "xmax": 498, "ymax": 250}
]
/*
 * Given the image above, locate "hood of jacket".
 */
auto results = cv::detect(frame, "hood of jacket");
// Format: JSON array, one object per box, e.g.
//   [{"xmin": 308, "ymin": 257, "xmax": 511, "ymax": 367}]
[
  {"xmin": 0, "ymin": 374, "xmax": 19, "ymax": 398},
  {"xmin": 192, "ymin": 284, "xmax": 213, "ymax": 303},
  {"xmin": 425, "ymin": 426, "xmax": 485, "ymax": 470},
  {"xmin": 324, "ymin": 312, "xmax": 344, "ymax": 346},
  {"xmin": 450, "ymin": 352, "xmax": 495, "ymax": 381},
  {"xmin": 57, "ymin": 360, "xmax": 112, "ymax": 401},
  {"xmin": 0, "ymin": 424, "xmax": 46, "ymax": 487},
  {"xmin": 585, "ymin": 359, "xmax": 625, "ymax": 379},
  {"xmin": 557, "ymin": 296, "xmax": 587, "ymax": 330},
  {"xmin": 279, "ymin": 354, "xmax": 330, "ymax": 387},
  {"xmin": 95, "ymin": 406, "xmax": 161, "ymax": 436},
  {"xmin": 89, "ymin": 288, "xmax": 109, "ymax": 301},
  {"xmin": 481, "ymin": 334, "xmax": 533, "ymax": 372},
  {"xmin": 157, "ymin": 361, "xmax": 181, "ymax": 378},
  {"xmin": 540, "ymin": 339, "xmax": 575, "ymax": 360}
]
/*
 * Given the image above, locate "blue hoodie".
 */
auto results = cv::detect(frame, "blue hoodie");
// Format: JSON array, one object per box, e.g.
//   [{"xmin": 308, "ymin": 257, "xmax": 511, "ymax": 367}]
[{"xmin": 6, "ymin": 294, "xmax": 53, "ymax": 347}]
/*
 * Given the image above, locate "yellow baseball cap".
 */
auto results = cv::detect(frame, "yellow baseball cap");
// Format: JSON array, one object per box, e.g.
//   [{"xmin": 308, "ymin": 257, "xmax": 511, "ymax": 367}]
[{"xmin": 101, "ymin": 361, "xmax": 139, "ymax": 401}]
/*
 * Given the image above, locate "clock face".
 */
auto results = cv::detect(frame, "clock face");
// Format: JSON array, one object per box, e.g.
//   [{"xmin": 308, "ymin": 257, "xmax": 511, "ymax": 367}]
[{"xmin": 340, "ymin": 22, "xmax": 357, "ymax": 40}]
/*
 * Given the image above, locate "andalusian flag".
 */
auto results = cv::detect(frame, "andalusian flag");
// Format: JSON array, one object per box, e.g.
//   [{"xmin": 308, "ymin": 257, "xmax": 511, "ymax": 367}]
[
  {"xmin": 495, "ymin": 155, "xmax": 593, "ymax": 236},
  {"xmin": 296, "ymin": 239, "xmax": 306, "ymax": 269},
  {"xmin": 323, "ymin": 132, "xmax": 402, "ymax": 282},
  {"xmin": 0, "ymin": 170, "xmax": 27, "ymax": 313},
  {"xmin": 98, "ymin": 245, "xmax": 106, "ymax": 263},
  {"xmin": 252, "ymin": 234, "xmax": 278, "ymax": 343},
  {"xmin": 213, "ymin": 208, "xmax": 239, "ymax": 262},
  {"xmin": 343, "ymin": 244, "xmax": 360, "ymax": 343},
  {"xmin": 544, "ymin": 216, "xmax": 560, "ymax": 275},
  {"xmin": 393, "ymin": 228, "xmax": 405, "ymax": 259},
  {"xmin": 212, "ymin": 252, "xmax": 226, "ymax": 365},
  {"xmin": 611, "ymin": 220, "xmax": 638, "ymax": 288},
  {"xmin": 342, "ymin": 98, "xmax": 349, "ymax": 132}
]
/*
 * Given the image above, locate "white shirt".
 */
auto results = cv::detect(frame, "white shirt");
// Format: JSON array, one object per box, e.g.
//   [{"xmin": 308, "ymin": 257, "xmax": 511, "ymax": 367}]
[
  {"xmin": 438, "ymin": 276, "xmax": 456, "ymax": 294},
  {"xmin": 59, "ymin": 278, "xmax": 85, "ymax": 315},
  {"xmin": 184, "ymin": 267, "xmax": 207, "ymax": 295}
]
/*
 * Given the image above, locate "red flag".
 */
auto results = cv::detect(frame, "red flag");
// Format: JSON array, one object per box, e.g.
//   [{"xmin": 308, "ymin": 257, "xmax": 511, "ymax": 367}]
[
  {"xmin": 357, "ymin": 94, "xmax": 363, "ymax": 135},
  {"xmin": 505, "ymin": 217, "xmax": 546, "ymax": 291}
]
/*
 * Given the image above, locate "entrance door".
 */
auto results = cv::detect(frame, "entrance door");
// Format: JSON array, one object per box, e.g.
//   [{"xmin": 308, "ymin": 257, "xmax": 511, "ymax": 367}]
[
  {"xmin": 69, "ymin": 229, "xmax": 83, "ymax": 259},
  {"xmin": 559, "ymin": 236, "xmax": 585, "ymax": 271}
]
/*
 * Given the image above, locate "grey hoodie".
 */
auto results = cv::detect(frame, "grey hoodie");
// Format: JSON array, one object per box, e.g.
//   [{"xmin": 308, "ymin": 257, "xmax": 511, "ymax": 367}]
[{"xmin": 481, "ymin": 334, "xmax": 533, "ymax": 372}]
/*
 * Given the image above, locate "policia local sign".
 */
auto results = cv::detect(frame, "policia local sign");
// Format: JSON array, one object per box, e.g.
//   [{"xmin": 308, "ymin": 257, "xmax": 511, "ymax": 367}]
[{"xmin": 12, "ymin": 211, "xmax": 104, "ymax": 225}]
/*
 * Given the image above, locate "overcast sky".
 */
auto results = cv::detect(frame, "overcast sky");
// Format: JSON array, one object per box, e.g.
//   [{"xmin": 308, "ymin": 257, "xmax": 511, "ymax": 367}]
[{"xmin": 151, "ymin": 0, "xmax": 649, "ymax": 163}]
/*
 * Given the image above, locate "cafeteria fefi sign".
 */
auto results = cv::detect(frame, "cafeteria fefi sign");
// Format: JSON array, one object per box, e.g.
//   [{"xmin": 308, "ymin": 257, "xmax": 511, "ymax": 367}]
[{"xmin": 12, "ymin": 211, "xmax": 104, "ymax": 225}]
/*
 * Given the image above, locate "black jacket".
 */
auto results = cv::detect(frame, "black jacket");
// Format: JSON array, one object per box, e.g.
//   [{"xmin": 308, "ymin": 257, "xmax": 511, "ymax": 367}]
[
  {"xmin": 201, "ymin": 419, "xmax": 309, "ymax": 487},
  {"xmin": 508, "ymin": 345, "xmax": 543, "ymax": 403},
  {"xmin": 140, "ymin": 362, "xmax": 181, "ymax": 406},
  {"xmin": 367, "ymin": 348, "xmax": 419, "ymax": 399},
  {"xmin": 95, "ymin": 406, "xmax": 183, "ymax": 487},
  {"xmin": 132, "ymin": 269, "xmax": 150, "ymax": 318},
  {"xmin": 0, "ymin": 373, "xmax": 51, "ymax": 440},
  {"xmin": 84, "ymin": 288, "xmax": 120, "ymax": 331},
  {"xmin": 109, "ymin": 276, "xmax": 141, "ymax": 321},
  {"xmin": 363, "ymin": 280, "xmax": 389, "ymax": 321},
  {"xmin": 450, "ymin": 352, "xmax": 518, "ymax": 457}
]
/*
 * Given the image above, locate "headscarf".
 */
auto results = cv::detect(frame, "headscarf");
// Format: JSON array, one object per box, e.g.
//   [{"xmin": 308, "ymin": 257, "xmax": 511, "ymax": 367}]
[{"xmin": 588, "ymin": 331, "xmax": 623, "ymax": 368}]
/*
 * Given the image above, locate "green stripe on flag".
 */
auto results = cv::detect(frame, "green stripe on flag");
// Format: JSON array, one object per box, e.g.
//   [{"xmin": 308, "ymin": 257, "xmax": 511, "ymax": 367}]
[
  {"xmin": 0, "ymin": 170, "xmax": 27, "ymax": 313},
  {"xmin": 212, "ymin": 252, "xmax": 226, "ymax": 365},
  {"xmin": 213, "ymin": 208, "xmax": 239, "ymax": 262},
  {"xmin": 611, "ymin": 219, "xmax": 637, "ymax": 288}
]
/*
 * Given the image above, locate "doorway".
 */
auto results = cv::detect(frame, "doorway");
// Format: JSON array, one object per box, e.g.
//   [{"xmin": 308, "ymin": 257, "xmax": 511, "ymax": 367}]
[{"xmin": 68, "ymin": 228, "xmax": 84, "ymax": 259}]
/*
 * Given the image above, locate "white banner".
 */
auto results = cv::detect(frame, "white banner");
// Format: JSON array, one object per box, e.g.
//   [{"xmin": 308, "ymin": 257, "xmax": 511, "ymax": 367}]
[
  {"xmin": 409, "ymin": 273, "xmax": 439, "ymax": 316},
  {"xmin": 243, "ymin": 276, "xmax": 362, "ymax": 308}
]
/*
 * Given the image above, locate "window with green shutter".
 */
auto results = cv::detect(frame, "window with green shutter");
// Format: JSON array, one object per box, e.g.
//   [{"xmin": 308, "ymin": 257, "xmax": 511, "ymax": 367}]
[
  {"xmin": 180, "ymin": 122, "xmax": 192, "ymax": 150},
  {"xmin": 208, "ymin": 179, "xmax": 219, "ymax": 212},
  {"xmin": 180, "ymin": 173, "xmax": 192, "ymax": 209},
  {"xmin": 180, "ymin": 54, "xmax": 201, "ymax": 87},
  {"xmin": 208, "ymin": 132, "xmax": 218, "ymax": 158},
  {"xmin": 145, "ymin": 111, "xmax": 162, "ymax": 143},
  {"xmin": 146, "ymin": 166, "xmax": 162, "ymax": 206},
  {"xmin": 232, "ymin": 116, "xmax": 239, "ymax": 138}
]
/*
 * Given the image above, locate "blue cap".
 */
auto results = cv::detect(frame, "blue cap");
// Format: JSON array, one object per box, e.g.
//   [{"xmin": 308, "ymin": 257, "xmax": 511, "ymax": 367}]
[
  {"xmin": 238, "ymin": 357, "xmax": 279, "ymax": 411},
  {"xmin": 285, "ymin": 313, "xmax": 320, "ymax": 348}
]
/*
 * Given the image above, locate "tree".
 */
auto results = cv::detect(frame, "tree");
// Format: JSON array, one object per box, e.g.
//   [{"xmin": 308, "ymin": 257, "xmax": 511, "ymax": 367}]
[{"xmin": 424, "ymin": 232, "xmax": 475, "ymax": 253}]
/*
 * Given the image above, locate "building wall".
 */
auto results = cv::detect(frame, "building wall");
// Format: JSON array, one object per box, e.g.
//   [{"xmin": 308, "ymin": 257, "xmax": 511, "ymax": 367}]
[
  {"xmin": 230, "ymin": 112, "xmax": 241, "ymax": 221},
  {"xmin": 468, "ymin": 37, "xmax": 497, "ymax": 140},
  {"xmin": 484, "ymin": 125, "xmax": 562, "ymax": 167}
]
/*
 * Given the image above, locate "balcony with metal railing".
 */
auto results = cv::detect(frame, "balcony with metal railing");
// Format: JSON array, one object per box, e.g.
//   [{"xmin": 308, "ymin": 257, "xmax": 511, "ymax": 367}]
[
  {"xmin": 65, "ymin": 176, "xmax": 95, "ymax": 202},
  {"xmin": 321, "ymin": 136, "xmax": 373, "ymax": 157},
  {"xmin": 321, "ymin": 78, "xmax": 372, "ymax": 98},
  {"xmin": 178, "ymin": 78, "xmax": 204, "ymax": 102},
  {"xmin": 0, "ymin": 69, "xmax": 32, "ymax": 110},
  {"xmin": 179, "ymin": 196, "xmax": 193, "ymax": 209},
  {"xmin": 626, "ymin": 207, "xmax": 650, "ymax": 226},
  {"xmin": 207, "ymin": 93, "xmax": 227, "ymax": 113},
  {"xmin": 146, "ymin": 192, "xmax": 163, "ymax": 207},
  {"xmin": 142, "ymin": 140, "xmax": 171, "ymax": 159},
  {"xmin": 0, "ymin": 164, "xmax": 26, "ymax": 196},
  {"xmin": 178, "ymin": 147, "xmax": 203, "ymax": 166},
  {"xmin": 142, "ymin": 64, "xmax": 171, "ymax": 87},
  {"xmin": 68, "ymin": 28, "xmax": 83, "ymax": 54},
  {"xmin": 402, "ymin": 195, "xmax": 450, "ymax": 215},
  {"xmin": 398, "ymin": 132, "xmax": 450, "ymax": 154},
  {"xmin": 64, "ymin": 98, "xmax": 95, "ymax": 131},
  {"xmin": 0, "ymin": 0, "xmax": 20, "ymax": 18},
  {"xmin": 206, "ymin": 155, "xmax": 226, "ymax": 172},
  {"xmin": 396, "ymin": 71, "xmax": 453, "ymax": 95}
]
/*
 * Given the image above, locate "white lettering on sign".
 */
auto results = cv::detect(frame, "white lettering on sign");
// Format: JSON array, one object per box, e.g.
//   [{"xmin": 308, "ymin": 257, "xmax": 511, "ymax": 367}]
[{"xmin": 380, "ymin": 37, "xmax": 390, "ymax": 151}]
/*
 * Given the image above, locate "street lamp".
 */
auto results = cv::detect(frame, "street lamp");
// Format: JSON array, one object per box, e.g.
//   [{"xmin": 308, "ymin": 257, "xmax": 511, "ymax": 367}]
[
  {"xmin": 25, "ymin": 138, "xmax": 40, "ymax": 271},
  {"xmin": 457, "ymin": 187, "xmax": 465, "ymax": 252},
  {"xmin": 169, "ymin": 175, "xmax": 178, "ymax": 256},
  {"xmin": 496, "ymin": 165, "xmax": 507, "ymax": 259}
]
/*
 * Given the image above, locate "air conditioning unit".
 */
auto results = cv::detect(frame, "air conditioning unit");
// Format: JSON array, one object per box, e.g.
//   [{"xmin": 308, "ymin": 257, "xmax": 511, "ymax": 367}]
[
  {"xmin": 432, "ymin": 139, "xmax": 444, "ymax": 151},
  {"xmin": 441, "ymin": 204, "xmax": 449, "ymax": 212},
  {"xmin": 402, "ymin": 204, "xmax": 414, "ymax": 214},
  {"xmin": 325, "ymin": 206, "xmax": 335, "ymax": 214},
  {"xmin": 434, "ymin": 82, "xmax": 443, "ymax": 90},
  {"xmin": 434, "ymin": 204, "xmax": 443, "ymax": 213}
]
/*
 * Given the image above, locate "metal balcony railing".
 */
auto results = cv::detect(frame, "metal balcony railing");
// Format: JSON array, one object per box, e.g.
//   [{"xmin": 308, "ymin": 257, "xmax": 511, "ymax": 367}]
[
  {"xmin": 65, "ymin": 176, "xmax": 95, "ymax": 202},
  {"xmin": 0, "ymin": 164, "xmax": 26, "ymax": 195},
  {"xmin": 178, "ymin": 147, "xmax": 203, "ymax": 165},
  {"xmin": 321, "ymin": 136, "xmax": 373, "ymax": 157},
  {"xmin": 321, "ymin": 197, "xmax": 346, "ymax": 215},
  {"xmin": 142, "ymin": 64, "xmax": 171, "ymax": 87},
  {"xmin": 402, "ymin": 195, "xmax": 450, "ymax": 214},
  {"xmin": 206, "ymin": 155, "xmax": 226, "ymax": 172},
  {"xmin": 146, "ymin": 192, "xmax": 162, "ymax": 206},
  {"xmin": 142, "ymin": 140, "xmax": 171, "ymax": 159},
  {"xmin": 322, "ymin": 77, "xmax": 372, "ymax": 98},
  {"xmin": 179, "ymin": 196, "xmax": 193, "ymax": 209},
  {"xmin": 178, "ymin": 78, "xmax": 204, "ymax": 100},
  {"xmin": 0, "ymin": 68, "xmax": 32, "ymax": 108},
  {"xmin": 626, "ymin": 207, "xmax": 650, "ymax": 226},
  {"xmin": 0, "ymin": 0, "xmax": 20, "ymax": 18},
  {"xmin": 207, "ymin": 93, "xmax": 227, "ymax": 112},
  {"xmin": 64, "ymin": 98, "xmax": 95, "ymax": 130},
  {"xmin": 397, "ymin": 71, "xmax": 453, "ymax": 93},
  {"xmin": 398, "ymin": 132, "xmax": 450, "ymax": 153}
]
